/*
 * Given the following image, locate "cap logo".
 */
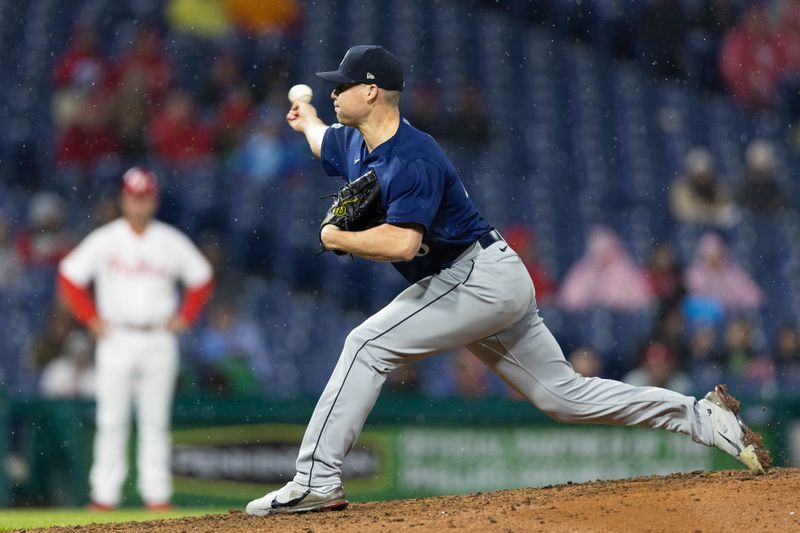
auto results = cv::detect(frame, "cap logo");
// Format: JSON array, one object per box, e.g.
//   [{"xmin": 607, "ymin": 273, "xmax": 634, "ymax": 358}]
[
  {"xmin": 122, "ymin": 167, "xmax": 158, "ymax": 196},
  {"xmin": 127, "ymin": 172, "xmax": 149, "ymax": 190},
  {"xmin": 366, "ymin": 72, "xmax": 375, "ymax": 79}
]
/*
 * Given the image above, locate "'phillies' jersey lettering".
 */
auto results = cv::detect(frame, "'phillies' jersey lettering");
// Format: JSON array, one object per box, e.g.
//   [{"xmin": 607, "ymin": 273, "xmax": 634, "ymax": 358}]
[{"xmin": 108, "ymin": 256, "xmax": 170, "ymax": 278}]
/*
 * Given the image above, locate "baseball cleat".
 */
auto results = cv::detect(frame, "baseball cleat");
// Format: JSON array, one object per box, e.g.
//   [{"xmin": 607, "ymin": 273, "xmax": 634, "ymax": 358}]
[
  {"xmin": 145, "ymin": 502, "xmax": 174, "ymax": 512},
  {"xmin": 86, "ymin": 501, "xmax": 117, "ymax": 512},
  {"xmin": 700, "ymin": 384, "xmax": 772, "ymax": 474},
  {"xmin": 245, "ymin": 481, "xmax": 348, "ymax": 516}
]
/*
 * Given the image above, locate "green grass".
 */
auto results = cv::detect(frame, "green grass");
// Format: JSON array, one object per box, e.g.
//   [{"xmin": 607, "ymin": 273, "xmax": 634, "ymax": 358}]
[{"xmin": 0, "ymin": 508, "xmax": 227, "ymax": 531}]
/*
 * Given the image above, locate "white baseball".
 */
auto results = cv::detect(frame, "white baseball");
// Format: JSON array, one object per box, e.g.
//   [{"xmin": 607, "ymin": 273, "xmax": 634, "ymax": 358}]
[{"xmin": 288, "ymin": 84, "xmax": 313, "ymax": 104}]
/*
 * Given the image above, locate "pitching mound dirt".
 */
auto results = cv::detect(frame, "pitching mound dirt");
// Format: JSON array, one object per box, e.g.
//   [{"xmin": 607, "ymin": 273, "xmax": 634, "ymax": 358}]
[{"xmin": 27, "ymin": 467, "xmax": 800, "ymax": 532}]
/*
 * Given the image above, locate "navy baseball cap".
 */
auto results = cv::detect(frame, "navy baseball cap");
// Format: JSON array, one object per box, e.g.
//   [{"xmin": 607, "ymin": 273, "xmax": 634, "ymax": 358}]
[{"xmin": 316, "ymin": 45, "xmax": 405, "ymax": 91}]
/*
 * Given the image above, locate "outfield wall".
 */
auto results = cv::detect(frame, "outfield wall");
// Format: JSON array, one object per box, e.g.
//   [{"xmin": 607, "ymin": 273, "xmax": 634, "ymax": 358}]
[{"xmin": 2, "ymin": 393, "xmax": 797, "ymax": 507}]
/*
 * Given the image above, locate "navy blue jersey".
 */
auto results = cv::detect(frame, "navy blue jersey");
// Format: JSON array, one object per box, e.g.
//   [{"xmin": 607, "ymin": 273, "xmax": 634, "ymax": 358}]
[{"xmin": 320, "ymin": 117, "xmax": 491, "ymax": 283}]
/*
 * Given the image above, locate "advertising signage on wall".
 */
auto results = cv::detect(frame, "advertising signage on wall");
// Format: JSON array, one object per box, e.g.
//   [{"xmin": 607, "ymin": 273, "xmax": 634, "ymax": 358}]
[
  {"xmin": 169, "ymin": 424, "xmax": 393, "ymax": 504},
  {"xmin": 395, "ymin": 427, "xmax": 712, "ymax": 493},
  {"xmin": 173, "ymin": 442, "xmax": 379, "ymax": 483},
  {"xmin": 169, "ymin": 423, "xmax": 716, "ymax": 505}
]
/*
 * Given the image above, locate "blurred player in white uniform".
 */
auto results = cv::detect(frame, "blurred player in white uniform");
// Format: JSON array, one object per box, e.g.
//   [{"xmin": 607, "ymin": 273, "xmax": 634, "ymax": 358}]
[{"xmin": 58, "ymin": 167, "xmax": 214, "ymax": 510}]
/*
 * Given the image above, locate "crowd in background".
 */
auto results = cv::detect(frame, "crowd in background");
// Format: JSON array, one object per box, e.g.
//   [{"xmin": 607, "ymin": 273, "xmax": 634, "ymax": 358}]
[
  {"xmin": 0, "ymin": 0, "xmax": 799, "ymax": 402},
  {"xmin": 507, "ymin": 0, "xmax": 800, "ymax": 152},
  {"xmin": 517, "ymin": 0, "xmax": 800, "ymax": 115}
]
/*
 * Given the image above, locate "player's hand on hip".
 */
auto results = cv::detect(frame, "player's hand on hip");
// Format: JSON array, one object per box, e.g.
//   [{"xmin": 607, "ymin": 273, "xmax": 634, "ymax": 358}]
[
  {"xmin": 286, "ymin": 102, "xmax": 318, "ymax": 133},
  {"xmin": 87, "ymin": 317, "xmax": 109, "ymax": 339},
  {"xmin": 166, "ymin": 315, "xmax": 189, "ymax": 334}
]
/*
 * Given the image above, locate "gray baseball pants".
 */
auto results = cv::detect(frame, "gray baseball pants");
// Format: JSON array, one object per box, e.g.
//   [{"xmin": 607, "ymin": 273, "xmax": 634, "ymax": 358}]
[{"xmin": 293, "ymin": 241, "xmax": 715, "ymax": 487}]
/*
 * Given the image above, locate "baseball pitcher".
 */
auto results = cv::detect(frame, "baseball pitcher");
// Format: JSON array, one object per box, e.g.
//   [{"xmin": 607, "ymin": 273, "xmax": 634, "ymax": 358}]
[
  {"xmin": 58, "ymin": 167, "xmax": 214, "ymax": 510},
  {"xmin": 246, "ymin": 45, "xmax": 770, "ymax": 515}
]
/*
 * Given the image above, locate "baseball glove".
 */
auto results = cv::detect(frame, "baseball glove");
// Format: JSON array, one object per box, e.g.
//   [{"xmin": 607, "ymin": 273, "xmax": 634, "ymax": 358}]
[{"xmin": 319, "ymin": 168, "xmax": 385, "ymax": 252}]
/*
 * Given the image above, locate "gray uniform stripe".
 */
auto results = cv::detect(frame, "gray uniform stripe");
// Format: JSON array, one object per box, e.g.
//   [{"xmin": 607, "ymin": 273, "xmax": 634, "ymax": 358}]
[{"xmin": 306, "ymin": 261, "xmax": 475, "ymax": 484}]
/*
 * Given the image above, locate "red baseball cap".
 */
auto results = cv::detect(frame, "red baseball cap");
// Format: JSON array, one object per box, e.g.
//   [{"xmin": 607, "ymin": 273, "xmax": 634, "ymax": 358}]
[{"xmin": 121, "ymin": 167, "xmax": 159, "ymax": 197}]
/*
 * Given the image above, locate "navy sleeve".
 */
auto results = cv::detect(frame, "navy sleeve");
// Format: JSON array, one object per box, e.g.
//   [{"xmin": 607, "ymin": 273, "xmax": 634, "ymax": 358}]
[
  {"xmin": 385, "ymin": 159, "xmax": 443, "ymax": 230},
  {"xmin": 320, "ymin": 125, "xmax": 349, "ymax": 177}
]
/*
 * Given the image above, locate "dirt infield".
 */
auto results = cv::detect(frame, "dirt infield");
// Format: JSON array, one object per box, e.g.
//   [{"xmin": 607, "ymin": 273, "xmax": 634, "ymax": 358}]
[{"xmin": 28, "ymin": 468, "xmax": 800, "ymax": 532}]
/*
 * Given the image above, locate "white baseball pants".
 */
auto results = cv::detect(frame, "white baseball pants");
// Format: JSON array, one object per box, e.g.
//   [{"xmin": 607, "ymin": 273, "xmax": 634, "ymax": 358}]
[
  {"xmin": 293, "ymin": 241, "xmax": 715, "ymax": 487},
  {"xmin": 90, "ymin": 328, "xmax": 178, "ymax": 506}
]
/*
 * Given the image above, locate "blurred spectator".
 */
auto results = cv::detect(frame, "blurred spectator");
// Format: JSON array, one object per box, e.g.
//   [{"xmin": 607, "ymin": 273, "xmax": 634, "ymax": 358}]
[
  {"xmin": 745, "ymin": 355, "xmax": 777, "ymax": 395},
  {"xmin": 117, "ymin": 26, "xmax": 173, "ymax": 105},
  {"xmin": 199, "ymin": 53, "xmax": 242, "ymax": 108},
  {"xmin": 685, "ymin": 0, "xmax": 738, "ymax": 90},
  {"xmin": 52, "ymin": 25, "xmax": 114, "ymax": 90},
  {"xmin": 777, "ymin": 0, "xmax": 800, "ymax": 71},
  {"xmin": 669, "ymin": 147, "xmax": 738, "ymax": 228},
  {"xmin": 196, "ymin": 233, "xmax": 240, "ymax": 298},
  {"xmin": 28, "ymin": 307, "xmax": 78, "ymax": 370},
  {"xmin": 54, "ymin": 92, "xmax": 121, "ymax": 171},
  {"xmin": 682, "ymin": 294, "xmax": 726, "ymax": 331},
  {"xmin": 38, "ymin": 330, "xmax": 95, "ymax": 398},
  {"xmin": 719, "ymin": 5, "xmax": 782, "ymax": 112},
  {"xmin": 113, "ymin": 83, "xmax": 150, "ymax": 158},
  {"xmin": 722, "ymin": 317, "xmax": 776, "ymax": 393},
  {"xmin": 51, "ymin": 25, "xmax": 117, "ymax": 168},
  {"xmin": 503, "ymin": 223, "xmax": 556, "ymax": 304},
  {"xmin": 688, "ymin": 0, "xmax": 738, "ymax": 39},
  {"xmin": 196, "ymin": 300, "xmax": 272, "ymax": 394},
  {"xmin": 721, "ymin": 317, "xmax": 757, "ymax": 376},
  {"xmin": 148, "ymin": 91, "xmax": 215, "ymax": 167},
  {"xmin": 52, "ymin": 87, "xmax": 84, "ymax": 134},
  {"xmin": 232, "ymin": 110, "xmax": 290, "ymax": 185},
  {"xmin": 446, "ymin": 85, "xmax": 491, "ymax": 146},
  {"xmin": 684, "ymin": 232, "xmax": 764, "ymax": 311},
  {"xmin": 167, "ymin": 0, "xmax": 233, "ymax": 38},
  {"xmin": 623, "ymin": 342, "xmax": 692, "ymax": 394},
  {"xmin": 686, "ymin": 322, "xmax": 722, "ymax": 389},
  {"xmin": 254, "ymin": 59, "xmax": 292, "ymax": 107},
  {"xmin": 637, "ymin": 0, "xmax": 688, "ymax": 79},
  {"xmin": 0, "ymin": 217, "xmax": 22, "ymax": 290},
  {"xmin": 567, "ymin": 347, "xmax": 603, "ymax": 378},
  {"xmin": 644, "ymin": 242, "xmax": 685, "ymax": 311},
  {"xmin": 405, "ymin": 85, "xmax": 447, "ymax": 138},
  {"xmin": 776, "ymin": 2, "xmax": 800, "ymax": 120},
  {"xmin": 224, "ymin": 0, "xmax": 301, "ymax": 35},
  {"xmin": 724, "ymin": 317, "xmax": 775, "ymax": 392},
  {"xmin": 774, "ymin": 323, "xmax": 800, "ymax": 386},
  {"xmin": 216, "ymin": 85, "xmax": 256, "ymax": 155},
  {"xmin": 735, "ymin": 138, "xmax": 787, "ymax": 214},
  {"xmin": 14, "ymin": 192, "xmax": 75, "ymax": 269},
  {"xmin": 649, "ymin": 305, "xmax": 690, "ymax": 366},
  {"xmin": 558, "ymin": 225, "xmax": 655, "ymax": 312}
]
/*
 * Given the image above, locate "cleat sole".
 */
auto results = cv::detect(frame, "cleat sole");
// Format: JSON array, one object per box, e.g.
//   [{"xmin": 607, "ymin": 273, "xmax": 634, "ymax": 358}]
[
  {"xmin": 267, "ymin": 499, "xmax": 349, "ymax": 515},
  {"xmin": 707, "ymin": 385, "xmax": 772, "ymax": 474}
]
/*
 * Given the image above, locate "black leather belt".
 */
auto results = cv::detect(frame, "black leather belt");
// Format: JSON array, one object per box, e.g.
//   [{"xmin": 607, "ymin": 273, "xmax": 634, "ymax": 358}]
[
  {"xmin": 439, "ymin": 229, "xmax": 505, "ymax": 271},
  {"xmin": 478, "ymin": 229, "xmax": 504, "ymax": 249}
]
